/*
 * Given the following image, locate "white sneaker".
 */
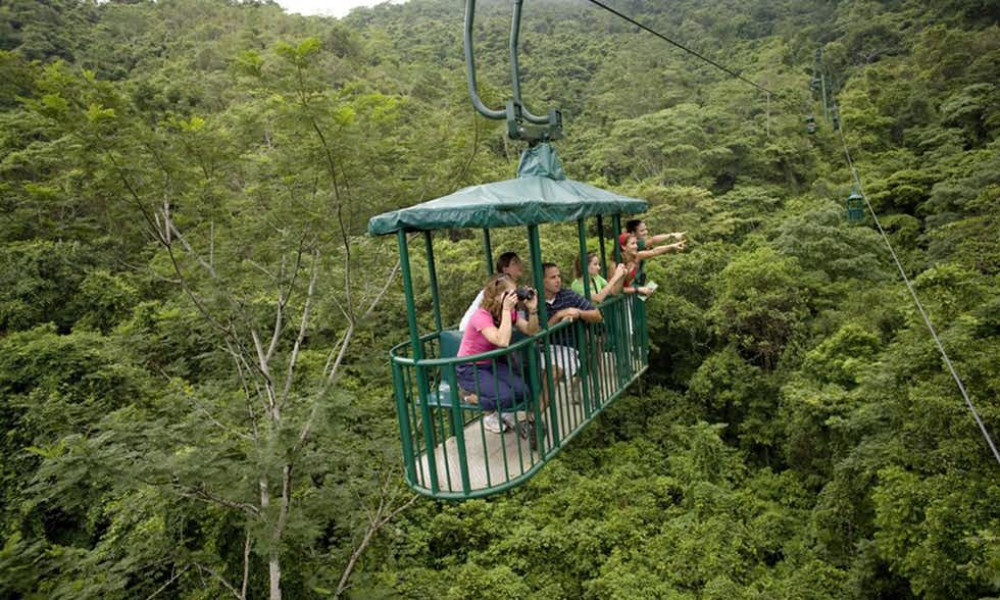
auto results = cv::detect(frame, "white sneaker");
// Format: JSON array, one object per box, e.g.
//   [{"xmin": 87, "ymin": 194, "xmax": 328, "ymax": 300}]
[
  {"xmin": 482, "ymin": 412, "xmax": 504, "ymax": 434},
  {"xmin": 501, "ymin": 413, "xmax": 518, "ymax": 431}
]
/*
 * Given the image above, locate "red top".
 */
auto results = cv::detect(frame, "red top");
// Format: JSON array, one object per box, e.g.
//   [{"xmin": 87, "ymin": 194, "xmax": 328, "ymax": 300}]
[{"xmin": 622, "ymin": 262, "xmax": 638, "ymax": 289}]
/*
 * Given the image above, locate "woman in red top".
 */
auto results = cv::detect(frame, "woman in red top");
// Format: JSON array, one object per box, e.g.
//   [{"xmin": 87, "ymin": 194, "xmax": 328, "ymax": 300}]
[
  {"xmin": 618, "ymin": 231, "xmax": 685, "ymax": 296},
  {"xmin": 618, "ymin": 233, "xmax": 654, "ymax": 296}
]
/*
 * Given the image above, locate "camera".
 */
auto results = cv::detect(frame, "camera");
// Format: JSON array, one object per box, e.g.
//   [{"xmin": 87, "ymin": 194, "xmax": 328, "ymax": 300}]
[{"xmin": 515, "ymin": 287, "xmax": 535, "ymax": 301}]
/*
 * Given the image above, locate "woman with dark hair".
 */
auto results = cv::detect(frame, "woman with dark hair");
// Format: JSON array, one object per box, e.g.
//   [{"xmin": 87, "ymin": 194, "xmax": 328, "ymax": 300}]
[
  {"xmin": 620, "ymin": 222, "xmax": 685, "ymax": 293},
  {"xmin": 459, "ymin": 251, "xmax": 524, "ymax": 331},
  {"xmin": 456, "ymin": 274, "xmax": 539, "ymax": 433}
]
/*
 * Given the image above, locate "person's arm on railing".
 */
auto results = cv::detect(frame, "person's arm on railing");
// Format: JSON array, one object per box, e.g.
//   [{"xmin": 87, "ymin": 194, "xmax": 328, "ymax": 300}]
[{"xmin": 550, "ymin": 306, "xmax": 602, "ymax": 325}]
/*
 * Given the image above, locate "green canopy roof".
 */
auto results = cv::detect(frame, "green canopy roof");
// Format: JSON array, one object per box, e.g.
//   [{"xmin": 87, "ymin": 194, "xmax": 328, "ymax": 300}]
[{"xmin": 367, "ymin": 144, "xmax": 648, "ymax": 236}]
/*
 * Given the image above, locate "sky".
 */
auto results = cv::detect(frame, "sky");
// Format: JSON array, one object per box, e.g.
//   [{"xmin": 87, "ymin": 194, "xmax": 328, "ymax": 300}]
[{"xmin": 275, "ymin": 0, "xmax": 402, "ymax": 18}]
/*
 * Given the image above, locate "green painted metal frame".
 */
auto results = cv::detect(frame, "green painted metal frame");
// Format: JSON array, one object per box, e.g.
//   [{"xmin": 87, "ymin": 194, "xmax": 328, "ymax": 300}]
[
  {"xmin": 846, "ymin": 189, "xmax": 865, "ymax": 224},
  {"xmin": 390, "ymin": 211, "xmax": 650, "ymax": 500},
  {"xmin": 463, "ymin": 0, "xmax": 561, "ymax": 142},
  {"xmin": 397, "ymin": 230, "xmax": 440, "ymax": 494},
  {"xmin": 596, "ymin": 214, "xmax": 608, "ymax": 279},
  {"xmin": 389, "ymin": 297, "xmax": 648, "ymax": 500}
]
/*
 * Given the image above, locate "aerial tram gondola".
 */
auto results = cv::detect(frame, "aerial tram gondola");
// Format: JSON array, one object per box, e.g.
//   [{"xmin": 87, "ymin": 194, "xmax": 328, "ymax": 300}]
[
  {"xmin": 846, "ymin": 186, "xmax": 865, "ymax": 223},
  {"xmin": 367, "ymin": 0, "xmax": 653, "ymax": 500}
]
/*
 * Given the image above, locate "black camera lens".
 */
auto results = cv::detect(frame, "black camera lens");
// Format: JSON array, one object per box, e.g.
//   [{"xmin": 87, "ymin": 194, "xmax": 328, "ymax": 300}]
[{"xmin": 515, "ymin": 287, "xmax": 534, "ymax": 301}]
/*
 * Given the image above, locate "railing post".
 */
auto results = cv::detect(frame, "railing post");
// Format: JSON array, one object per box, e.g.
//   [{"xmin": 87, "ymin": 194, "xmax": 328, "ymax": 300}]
[
  {"xmin": 597, "ymin": 214, "xmax": 608, "ymax": 278},
  {"xmin": 482, "ymin": 228, "xmax": 494, "ymax": 278},
  {"xmin": 424, "ymin": 231, "xmax": 442, "ymax": 334},
  {"xmin": 637, "ymin": 290, "xmax": 649, "ymax": 369},
  {"xmin": 444, "ymin": 363, "xmax": 471, "ymax": 495},
  {"xmin": 527, "ymin": 225, "xmax": 547, "ymax": 326},
  {"xmin": 615, "ymin": 296, "xmax": 629, "ymax": 388},
  {"xmin": 392, "ymin": 360, "xmax": 416, "ymax": 484},
  {"xmin": 575, "ymin": 320, "xmax": 594, "ymax": 418},
  {"xmin": 612, "ymin": 214, "xmax": 622, "ymax": 264},
  {"xmin": 398, "ymin": 230, "xmax": 439, "ymax": 494},
  {"xmin": 576, "ymin": 218, "xmax": 595, "ymax": 416},
  {"xmin": 528, "ymin": 224, "xmax": 559, "ymax": 450},
  {"xmin": 577, "ymin": 218, "xmax": 591, "ymax": 302}
]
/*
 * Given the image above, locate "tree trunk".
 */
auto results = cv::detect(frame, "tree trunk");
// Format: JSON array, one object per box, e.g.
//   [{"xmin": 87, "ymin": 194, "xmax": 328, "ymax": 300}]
[
  {"xmin": 260, "ymin": 476, "xmax": 282, "ymax": 600},
  {"xmin": 269, "ymin": 556, "xmax": 282, "ymax": 600}
]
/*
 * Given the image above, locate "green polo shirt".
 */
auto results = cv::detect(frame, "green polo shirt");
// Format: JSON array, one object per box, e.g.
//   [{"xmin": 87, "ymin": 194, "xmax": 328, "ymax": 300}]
[{"xmin": 571, "ymin": 274, "xmax": 610, "ymax": 299}]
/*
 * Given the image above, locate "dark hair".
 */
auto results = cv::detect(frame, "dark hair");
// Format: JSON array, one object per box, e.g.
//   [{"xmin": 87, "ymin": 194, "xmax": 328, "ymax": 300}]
[
  {"xmin": 495, "ymin": 252, "xmax": 520, "ymax": 274},
  {"xmin": 542, "ymin": 262, "xmax": 559, "ymax": 276},
  {"xmin": 574, "ymin": 252, "xmax": 598, "ymax": 279},
  {"xmin": 625, "ymin": 219, "xmax": 643, "ymax": 234}
]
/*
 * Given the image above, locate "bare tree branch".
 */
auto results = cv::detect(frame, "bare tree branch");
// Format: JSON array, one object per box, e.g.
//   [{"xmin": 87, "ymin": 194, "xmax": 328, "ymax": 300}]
[
  {"xmin": 163, "ymin": 241, "xmax": 233, "ymax": 336},
  {"xmin": 281, "ymin": 248, "xmax": 320, "ymax": 404},
  {"xmin": 162, "ymin": 371, "xmax": 253, "ymax": 441},
  {"xmin": 328, "ymin": 291, "xmax": 352, "ymax": 324},
  {"xmin": 321, "ymin": 328, "xmax": 349, "ymax": 381},
  {"xmin": 177, "ymin": 485, "xmax": 261, "ymax": 518},
  {"xmin": 265, "ymin": 253, "xmax": 294, "ymax": 366},
  {"xmin": 324, "ymin": 325, "xmax": 355, "ymax": 386},
  {"xmin": 335, "ymin": 489, "xmax": 418, "ymax": 598},
  {"xmin": 145, "ymin": 565, "xmax": 191, "ymax": 600},
  {"xmin": 168, "ymin": 221, "xmax": 218, "ymax": 278},
  {"xmin": 194, "ymin": 562, "xmax": 244, "ymax": 600},
  {"xmin": 241, "ymin": 529, "xmax": 252, "ymax": 600},
  {"xmin": 234, "ymin": 356, "xmax": 261, "ymax": 443},
  {"xmin": 361, "ymin": 257, "xmax": 401, "ymax": 321},
  {"xmin": 336, "ymin": 204, "xmax": 354, "ymax": 321},
  {"xmin": 250, "ymin": 329, "xmax": 278, "ymax": 412}
]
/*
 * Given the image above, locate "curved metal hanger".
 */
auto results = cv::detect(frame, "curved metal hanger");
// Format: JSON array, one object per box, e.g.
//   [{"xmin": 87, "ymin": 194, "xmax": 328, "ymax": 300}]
[{"xmin": 464, "ymin": 0, "xmax": 562, "ymax": 143}]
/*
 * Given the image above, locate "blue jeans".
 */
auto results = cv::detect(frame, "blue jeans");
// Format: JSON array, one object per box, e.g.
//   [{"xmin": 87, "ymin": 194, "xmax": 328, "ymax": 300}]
[{"xmin": 456, "ymin": 361, "xmax": 529, "ymax": 412}]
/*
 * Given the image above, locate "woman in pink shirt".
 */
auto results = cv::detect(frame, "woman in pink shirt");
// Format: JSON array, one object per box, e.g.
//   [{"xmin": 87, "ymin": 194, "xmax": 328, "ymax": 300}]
[{"xmin": 457, "ymin": 274, "xmax": 539, "ymax": 433}]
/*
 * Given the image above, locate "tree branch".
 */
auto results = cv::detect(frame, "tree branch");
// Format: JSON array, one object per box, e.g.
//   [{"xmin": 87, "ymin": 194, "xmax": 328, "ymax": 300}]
[
  {"xmin": 281, "ymin": 248, "xmax": 320, "ymax": 404},
  {"xmin": 194, "ymin": 562, "xmax": 244, "ymax": 600},
  {"xmin": 177, "ymin": 484, "xmax": 261, "ymax": 518},
  {"xmin": 145, "ymin": 565, "xmax": 191, "ymax": 600},
  {"xmin": 241, "ymin": 529, "xmax": 252, "ymax": 600},
  {"xmin": 335, "ymin": 489, "xmax": 418, "ymax": 598},
  {"xmin": 361, "ymin": 257, "xmax": 401, "ymax": 321}
]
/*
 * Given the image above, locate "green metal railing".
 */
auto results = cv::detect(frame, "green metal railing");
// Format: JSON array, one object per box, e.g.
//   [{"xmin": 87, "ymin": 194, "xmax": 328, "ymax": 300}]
[{"xmin": 391, "ymin": 293, "xmax": 648, "ymax": 500}]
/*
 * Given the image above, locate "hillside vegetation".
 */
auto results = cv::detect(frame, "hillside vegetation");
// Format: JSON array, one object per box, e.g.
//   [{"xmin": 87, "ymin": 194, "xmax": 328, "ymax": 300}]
[{"xmin": 1, "ymin": 0, "xmax": 999, "ymax": 598}]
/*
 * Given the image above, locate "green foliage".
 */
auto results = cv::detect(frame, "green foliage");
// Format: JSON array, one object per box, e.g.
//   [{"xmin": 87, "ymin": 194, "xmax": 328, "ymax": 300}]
[
  {"xmin": 2, "ymin": 1, "xmax": 999, "ymax": 599},
  {"xmin": 0, "ymin": 241, "xmax": 87, "ymax": 332},
  {"xmin": 709, "ymin": 247, "xmax": 809, "ymax": 369}
]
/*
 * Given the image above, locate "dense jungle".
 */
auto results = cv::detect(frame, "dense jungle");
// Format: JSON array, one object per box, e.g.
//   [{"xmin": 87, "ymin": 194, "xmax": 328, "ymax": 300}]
[{"xmin": 2, "ymin": 0, "xmax": 1000, "ymax": 598}]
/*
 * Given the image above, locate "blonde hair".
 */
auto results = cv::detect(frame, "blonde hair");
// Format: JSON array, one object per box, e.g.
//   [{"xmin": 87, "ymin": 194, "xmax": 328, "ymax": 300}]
[{"xmin": 480, "ymin": 273, "xmax": 514, "ymax": 325}]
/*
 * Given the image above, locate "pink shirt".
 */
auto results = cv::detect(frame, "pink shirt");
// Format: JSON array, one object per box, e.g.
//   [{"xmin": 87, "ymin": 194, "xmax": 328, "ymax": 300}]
[{"xmin": 457, "ymin": 308, "xmax": 516, "ymax": 361}]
